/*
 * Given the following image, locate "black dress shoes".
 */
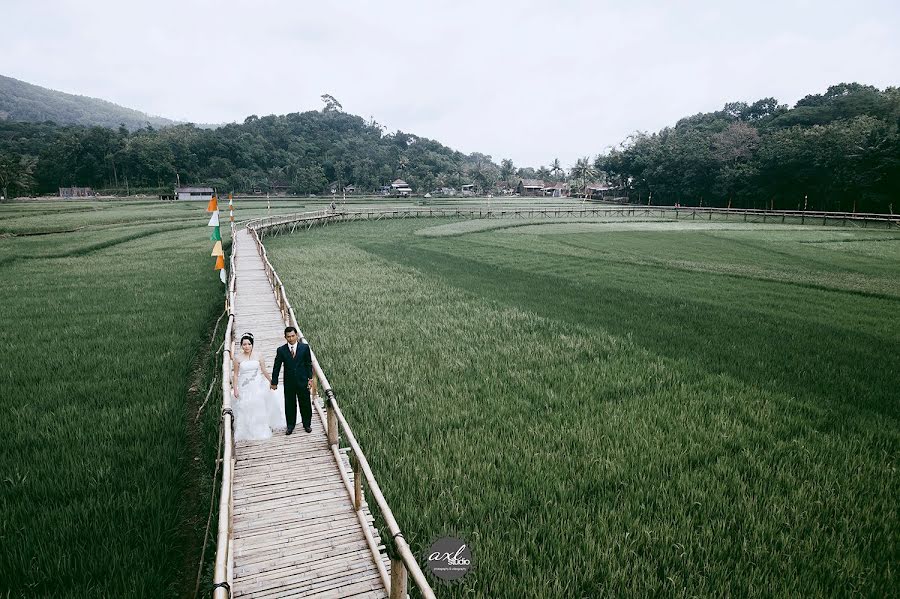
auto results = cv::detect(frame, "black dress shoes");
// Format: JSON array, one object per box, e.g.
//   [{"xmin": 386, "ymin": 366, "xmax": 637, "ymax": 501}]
[
  {"xmin": 286, "ymin": 427, "xmax": 294, "ymax": 435},
  {"xmin": 304, "ymin": 426, "xmax": 312, "ymax": 433}
]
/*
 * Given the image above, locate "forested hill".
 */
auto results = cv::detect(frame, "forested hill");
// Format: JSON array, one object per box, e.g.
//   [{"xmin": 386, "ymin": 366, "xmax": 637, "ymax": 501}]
[
  {"xmin": 0, "ymin": 74, "xmax": 177, "ymax": 130},
  {"xmin": 0, "ymin": 79, "xmax": 898, "ymax": 213},
  {"xmin": 595, "ymin": 83, "xmax": 900, "ymax": 213},
  {"xmin": 0, "ymin": 105, "xmax": 500, "ymax": 197}
]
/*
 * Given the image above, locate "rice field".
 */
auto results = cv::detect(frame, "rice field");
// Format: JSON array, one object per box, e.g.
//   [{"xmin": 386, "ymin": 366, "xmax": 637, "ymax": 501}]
[
  {"xmin": 265, "ymin": 216, "xmax": 900, "ymax": 598},
  {"xmin": 0, "ymin": 199, "xmax": 264, "ymax": 597}
]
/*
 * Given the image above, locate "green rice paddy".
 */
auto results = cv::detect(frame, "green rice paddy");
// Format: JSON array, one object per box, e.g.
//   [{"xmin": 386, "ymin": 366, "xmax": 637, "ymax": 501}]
[
  {"xmin": 1, "ymin": 199, "xmax": 897, "ymax": 597},
  {"xmin": 0, "ymin": 199, "xmax": 268, "ymax": 597},
  {"xmin": 265, "ymin": 216, "xmax": 900, "ymax": 598}
]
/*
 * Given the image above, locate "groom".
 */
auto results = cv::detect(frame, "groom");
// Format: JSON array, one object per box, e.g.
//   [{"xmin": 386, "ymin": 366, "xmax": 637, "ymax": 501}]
[{"xmin": 271, "ymin": 326, "xmax": 314, "ymax": 434}]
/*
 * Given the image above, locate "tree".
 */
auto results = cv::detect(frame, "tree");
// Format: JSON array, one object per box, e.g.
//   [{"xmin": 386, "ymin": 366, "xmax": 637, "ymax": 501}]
[
  {"xmin": 499, "ymin": 158, "xmax": 516, "ymax": 183},
  {"xmin": 711, "ymin": 122, "xmax": 760, "ymax": 206},
  {"xmin": 569, "ymin": 156, "xmax": 596, "ymax": 197},
  {"xmin": 0, "ymin": 152, "xmax": 37, "ymax": 199},
  {"xmin": 550, "ymin": 158, "xmax": 563, "ymax": 181},
  {"xmin": 321, "ymin": 94, "xmax": 343, "ymax": 113}
]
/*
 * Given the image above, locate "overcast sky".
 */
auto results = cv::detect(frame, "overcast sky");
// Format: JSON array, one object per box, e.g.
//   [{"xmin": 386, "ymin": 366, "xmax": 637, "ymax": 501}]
[{"xmin": 3, "ymin": 0, "xmax": 899, "ymax": 167}]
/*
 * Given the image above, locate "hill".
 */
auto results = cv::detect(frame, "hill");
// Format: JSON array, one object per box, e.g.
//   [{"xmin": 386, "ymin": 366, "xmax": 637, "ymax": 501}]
[{"xmin": 0, "ymin": 74, "xmax": 178, "ymax": 130}]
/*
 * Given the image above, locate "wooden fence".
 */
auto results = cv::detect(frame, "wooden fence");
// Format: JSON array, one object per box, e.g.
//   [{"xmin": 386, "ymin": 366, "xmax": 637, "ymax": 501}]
[{"xmin": 245, "ymin": 205, "xmax": 900, "ymax": 238}]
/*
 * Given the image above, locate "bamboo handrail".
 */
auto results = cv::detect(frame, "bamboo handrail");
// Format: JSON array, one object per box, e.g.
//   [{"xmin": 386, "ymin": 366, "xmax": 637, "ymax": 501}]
[
  {"xmin": 245, "ymin": 222, "xmax": 437, "ymax": 599},
  {"xmin": 245, "ymin": 204, "xmax": 900, "ymax": 233},
  {"xmin": 212, "ymin": 221, "xmax": 238, "ymax": 599}
]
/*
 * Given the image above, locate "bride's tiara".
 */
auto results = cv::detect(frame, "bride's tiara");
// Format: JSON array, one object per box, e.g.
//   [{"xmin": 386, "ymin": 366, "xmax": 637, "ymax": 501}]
[{"xmin": 242, "ymin": 332, "xmax": 254, "ymax": 339}]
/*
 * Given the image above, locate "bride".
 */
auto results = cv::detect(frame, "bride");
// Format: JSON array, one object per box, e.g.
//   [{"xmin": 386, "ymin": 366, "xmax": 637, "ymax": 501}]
[{"xmin": 232, "ymin": 332, "xmax": 286, "ymax": 441}]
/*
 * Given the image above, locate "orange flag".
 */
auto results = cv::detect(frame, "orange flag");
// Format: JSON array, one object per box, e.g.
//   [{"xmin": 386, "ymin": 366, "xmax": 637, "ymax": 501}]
[
  {"xmin": 207, "ymin": 195, "xmax": 218, "ymax": 212},
  {"xmin": 214, "ymin": 255, "xmax": 225, "ymax": 270}
]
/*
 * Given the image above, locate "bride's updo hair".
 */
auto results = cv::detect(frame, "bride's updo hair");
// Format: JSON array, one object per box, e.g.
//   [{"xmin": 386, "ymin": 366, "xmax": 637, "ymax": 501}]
[{"xmin": 240, "ymin": 332, "xmax": 254, "ymax": 346}]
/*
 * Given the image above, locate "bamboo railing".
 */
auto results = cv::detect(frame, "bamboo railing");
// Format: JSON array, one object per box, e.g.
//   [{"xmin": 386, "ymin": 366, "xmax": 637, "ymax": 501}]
[
  {"xmin": 212, "ymin": 221, "xmax": 238, "ymax": 599},
  {"xmin": 246, "ymin": 204, "xmax": 900, "ymax": 237},
  {"xmin": 242, "ymin": 221, "xmax": 436, "ymax": 599}
]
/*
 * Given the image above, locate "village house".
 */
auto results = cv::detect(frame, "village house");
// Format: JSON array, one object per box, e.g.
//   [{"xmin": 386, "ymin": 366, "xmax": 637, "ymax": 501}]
[
  {"xmin": 391, "ymin": 179, "xmax": 412, "ymax": 197},
  {"xmin": 461, "ymin": 183, "xmax": 476, "ymax": 196},
  {"xmin": 59, "ymin": 187, "xmax": 94, "ymax": 198},
  {"xmin": 586, "ymin": 183, "xmax": 616, "ymax": 200},
  {"xmin": 516, "ymin": 179, "xmax": 545, "ymax": 196},
  {"xmin": 270, "ymin": 180, "xmax": 290, "ymax": 195},
  {"xmin": 176, "ymin": 186, "xmax": 214, "ymax": 201},
  {"xmin": 543, "ymin": 182, "xmax": 569, "ymax": 198}
]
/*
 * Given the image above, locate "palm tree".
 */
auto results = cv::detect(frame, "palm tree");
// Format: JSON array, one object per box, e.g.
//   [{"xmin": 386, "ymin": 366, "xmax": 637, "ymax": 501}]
[
  {"xmin": 570, "ymin": 156, "xmax": 596, "ymax": 198},
  {"xmin": 550, "ymin": 158, "xmax": 563, "ymax": 181}
]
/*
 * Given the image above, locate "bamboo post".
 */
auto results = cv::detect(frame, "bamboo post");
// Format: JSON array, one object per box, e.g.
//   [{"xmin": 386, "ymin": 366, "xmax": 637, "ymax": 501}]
[
  {"xmin": 352, "ymin": 451, "xmax": 363, "ymax": 511},
  {"xmin": 327, "ymin": 394, "xmax": 338, "ymax": 446},
  {"xmin": 389, "ymin": 556, "xmax": 408, "ymax": 599}
]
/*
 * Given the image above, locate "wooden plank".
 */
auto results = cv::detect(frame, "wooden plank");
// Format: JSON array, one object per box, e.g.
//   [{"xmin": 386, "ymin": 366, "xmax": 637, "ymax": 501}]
[
  {"xmin": 235, "ymin": 438, "xmax": 329, "ymax": 458},
  {"xmin": 232, "ymin": 490, "xmax": 351, "ymax": 518},
  {"xmin": 237, "ymin": 558, "xmax": 380, "ymax": 598},
  {"xmin": 236, "ymin": 528, "xmax": 367, "ymax": 569},
  {"xmin": 232, "ymin": 473, "xmax": 344, "ymax": 502},
  {"xmin": 299, "ymin": 576, "xmax": 386, "ymax": 599},
  {"xmin": 234, "ymin": 463, "xmax": 342, "ymax": 484},
  {"xmin": 233, "ymin": 470, "xmax": 344, "ymax": 492},
  {"xmin": 234, "ymin": 539, "xmax": 377, "ymax": 578},
  {"xmin": 233, "ymin": 503, "xmax": 368, "ymax": 534},
  {"xmin": 275, "ymin": 571, "xmax": 384, "ymax": 599},
  {"xmin": 235, "ymin": 519, "xmax": 368, "ymax": 557},
  {"xmin": 232, "ymin": 511, "xmax": 374, "ymax": 542},
  {"xmin": 233, "ymin": 480, "xmax": 348, "ymax": 505},
  {"xmin": 234, "ymin": 548, "xmax": 383, "ymax": 594}
]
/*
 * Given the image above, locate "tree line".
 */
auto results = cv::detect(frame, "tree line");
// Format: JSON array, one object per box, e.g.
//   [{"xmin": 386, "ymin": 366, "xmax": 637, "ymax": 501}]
[
  {"xmin": 595, "ymin": 83, "xmax": 900, "ymax": 213},
  {"xmin": 0, "ymin": 103, "xmax": 511, "ymax": 198},
  {"xmin": 1, "ymin": 83, "xmax": 897, "ymax": 213}
]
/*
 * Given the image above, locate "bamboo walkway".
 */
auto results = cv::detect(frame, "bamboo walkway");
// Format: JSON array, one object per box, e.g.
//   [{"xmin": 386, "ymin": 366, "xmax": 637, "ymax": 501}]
[{"xmin": 230, "ymin": 229, "xmax": 390, "ymax": 598}]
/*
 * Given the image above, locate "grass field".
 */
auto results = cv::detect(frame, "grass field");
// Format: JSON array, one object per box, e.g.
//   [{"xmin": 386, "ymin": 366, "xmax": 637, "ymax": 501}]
[
  {"xmin": 0, "ymin": 196, "xmax": 470, "ymax": 597},
  {"xmin": 0, "ymin": 199, "xmax": 291, "ymax": 597},
  {"xmin": 265, "ymin": 216, "xmax": 900, "ymax": 597}
]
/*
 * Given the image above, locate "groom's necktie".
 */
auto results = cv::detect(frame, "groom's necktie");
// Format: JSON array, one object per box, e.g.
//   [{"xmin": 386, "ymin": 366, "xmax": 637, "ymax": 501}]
[{"xmin": 290, "ymin": 345, "xmax": 295, "ymax": 358}]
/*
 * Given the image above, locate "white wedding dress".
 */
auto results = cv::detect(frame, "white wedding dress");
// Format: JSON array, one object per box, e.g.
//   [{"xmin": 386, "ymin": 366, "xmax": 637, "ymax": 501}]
[{"xmin": 233, "ymin": 359, "xmax": 287, "ymax": 441}]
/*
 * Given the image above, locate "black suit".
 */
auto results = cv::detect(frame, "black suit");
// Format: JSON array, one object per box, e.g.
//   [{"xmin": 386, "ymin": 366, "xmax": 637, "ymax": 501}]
[{"xmin": 272, "ymin": 342, "xmax": 313, "ymax": 430}]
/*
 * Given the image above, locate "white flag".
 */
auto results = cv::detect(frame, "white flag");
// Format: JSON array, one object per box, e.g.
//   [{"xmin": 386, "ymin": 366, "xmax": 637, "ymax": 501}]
[
  {"xmin": 219, "ymin": 268, "xmax": 227, "ymax": 284},
  {"xmin": 207, "ymin": 212, "xmax": 219, "ymax": 227}
]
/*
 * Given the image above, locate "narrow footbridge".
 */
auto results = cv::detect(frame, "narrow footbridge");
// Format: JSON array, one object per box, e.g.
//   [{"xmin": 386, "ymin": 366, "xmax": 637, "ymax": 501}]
[{"xmin": 212, "ymin": 224, "xmax": 435, "ymax": 598}]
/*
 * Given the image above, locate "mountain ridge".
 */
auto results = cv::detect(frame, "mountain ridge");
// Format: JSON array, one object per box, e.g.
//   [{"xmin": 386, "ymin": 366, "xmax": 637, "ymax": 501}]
[{"xmin": 0, "ymin": 74, "xmax": 183, "ymax": 130}]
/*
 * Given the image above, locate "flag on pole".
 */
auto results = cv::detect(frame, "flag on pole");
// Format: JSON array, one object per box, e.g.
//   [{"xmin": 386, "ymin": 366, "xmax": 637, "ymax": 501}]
[
  {"xmin": 207, "ymin": 212, "xmax": 219, "ymax": 227},
  {"xmin": 210, "ymin": 226, "xmax": 221, "ymax": 241},
  {"xmin": 214, "ymin": 255, "xmax": 225, "ymax": 270},
  {"xmin": 211, "ymin": 241, "xmax": 224, "ymax": 256},
  {"xmin": 220, "ymin": 268, "xmax": 227, "ymax": 284},
  {"xmin": 206, "ymin": 195, "xmax": 218, "ymax": 212}
]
